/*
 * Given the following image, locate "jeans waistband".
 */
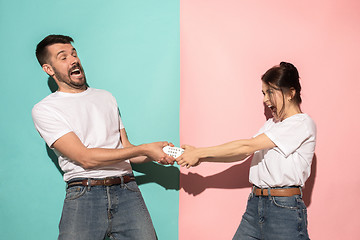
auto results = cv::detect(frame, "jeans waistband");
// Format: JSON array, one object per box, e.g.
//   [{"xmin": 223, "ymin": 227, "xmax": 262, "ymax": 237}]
[
  {"xmin": 252, "ymin": 185, "xmax": 302, "ymax": 197},
  {"xmin": 67, "ymin": 175, "xmax": 135, "ymax": 188}
]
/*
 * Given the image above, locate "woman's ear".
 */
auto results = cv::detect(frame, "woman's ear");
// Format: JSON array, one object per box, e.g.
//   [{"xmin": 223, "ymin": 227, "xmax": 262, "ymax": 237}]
[{"xmin": 288, "ymin": 87, "xmax": 296, "ymax": 101}]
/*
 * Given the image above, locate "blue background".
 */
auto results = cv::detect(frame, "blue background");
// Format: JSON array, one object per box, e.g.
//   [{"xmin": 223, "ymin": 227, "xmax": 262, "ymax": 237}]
[{"xmin": 0, "ymin": 0, "xmax": 180, "ymax": 239}]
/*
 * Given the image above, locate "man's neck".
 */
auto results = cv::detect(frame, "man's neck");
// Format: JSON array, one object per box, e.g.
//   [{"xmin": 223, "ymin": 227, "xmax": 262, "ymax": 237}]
[{"xmin": 57, "ymin": 85, "xmax": 88, "ymax": 93}]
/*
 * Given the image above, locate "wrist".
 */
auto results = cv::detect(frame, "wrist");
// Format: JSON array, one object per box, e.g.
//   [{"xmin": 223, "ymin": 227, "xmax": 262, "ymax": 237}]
[
  {"xmin": 138, "ymin": 144, "xmax": 150, "ymax": 156},
  {"xmin": 195, "ymin": 148, "xmax": 208, "ymax": 159}
]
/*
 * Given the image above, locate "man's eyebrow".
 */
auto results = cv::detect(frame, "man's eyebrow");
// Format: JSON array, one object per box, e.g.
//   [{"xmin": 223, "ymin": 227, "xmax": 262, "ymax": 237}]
[
  {"xmin": 56, "ymin": 48, "xmax": 76, "ymax": 57},
  {"xmin": 56, "ymin": 50, "xmax": 66, "ymax": 57}
]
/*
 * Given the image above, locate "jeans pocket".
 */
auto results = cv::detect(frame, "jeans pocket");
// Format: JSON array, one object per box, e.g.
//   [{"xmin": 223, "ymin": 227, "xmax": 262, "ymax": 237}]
[
  {"xmin": 65, "ymin": 186, "xmax": 87, "ymax": 200},
  {"xmin": 272, "ymin": 196, "xmax": 299, "ymax": 210},
  {"xmin": 124, "ymin": 181, "xmax": 141, "ymax": 193}
]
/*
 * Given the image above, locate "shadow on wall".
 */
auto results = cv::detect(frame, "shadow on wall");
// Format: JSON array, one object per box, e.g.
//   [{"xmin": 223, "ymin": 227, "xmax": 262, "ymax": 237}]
[
  {"xmin": 46, "ymin": 144, "xmax": 64, "ymax": 176},
  {"xmin": 48, "ymin": 76, "xmax": 58, "ymax": 92},
  {"xmin": 180, "ymin": 158, "xmax": 253, "ymax": 196},
  {"xmin": 132, "ymin": 162, "xmax": 179, "ymax": 190},
  {"xmin": 46, "ymin": 76, "xmax": 180, "ymax": 190},
  {"xmin": 303, "ymin": 154, "xmax": 317, "ymax": 207}
]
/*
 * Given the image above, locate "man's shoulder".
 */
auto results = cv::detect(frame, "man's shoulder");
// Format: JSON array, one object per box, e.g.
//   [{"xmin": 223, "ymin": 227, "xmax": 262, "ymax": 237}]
[
  {"xmin": 88, "ymin": 88, "xmax": 117, "ymax": 102},
  {"xmin": 90, "ymin": 88, "xmax": 113, "ymax": 96},
  {"xmin": 32, "ymin": 92, "xmax": 57, "ymax": 111}
]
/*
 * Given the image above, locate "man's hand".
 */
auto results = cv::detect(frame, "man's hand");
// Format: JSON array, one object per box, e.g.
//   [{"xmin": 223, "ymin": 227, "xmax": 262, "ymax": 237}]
[
  {"xmin": 175, "ymin": 144, "xmax": 201, "ymax": 168},
  {"xmin": 143, "ymin": 141, "xmax": 175, "ymax": 165}
]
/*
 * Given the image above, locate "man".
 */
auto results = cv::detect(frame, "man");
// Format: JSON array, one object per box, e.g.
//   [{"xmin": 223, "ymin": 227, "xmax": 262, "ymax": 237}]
[{"xmin": 32, "ymin": 34, "xmax": 174, "ymax": 240}]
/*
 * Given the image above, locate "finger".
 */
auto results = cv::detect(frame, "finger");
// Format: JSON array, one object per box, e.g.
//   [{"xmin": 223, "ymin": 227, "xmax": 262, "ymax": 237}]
[
  {"xmin": 158, "ymin": 157, "xmax": 168, "ymax": 165},
  {"xmin": 157, "ymin": 160, "xmax": 165, "ymax": 164},
  {"xmin": 169, "ymin": 142, "xmax": 174, "ymax": 147},
  {"xmin": 180, "ymin": 161, "xmax": 189, "ymax": 167},
  {"xmin": 165, "ymin": 156, "xmax": 175, "ymax": 164}
]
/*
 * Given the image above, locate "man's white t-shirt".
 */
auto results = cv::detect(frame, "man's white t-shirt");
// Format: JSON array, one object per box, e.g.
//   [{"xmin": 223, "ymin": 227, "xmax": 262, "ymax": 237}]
[
  {"xmin": 250, "ymin": 113, "xmax": 316, "ymax": 188},
  {"xmin": 32, "ymin": 88, "xmax": 132, "ymax": 181}
]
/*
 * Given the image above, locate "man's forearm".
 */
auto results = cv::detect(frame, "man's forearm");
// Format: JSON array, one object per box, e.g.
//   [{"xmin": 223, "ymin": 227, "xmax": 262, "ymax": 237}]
[
  {"xmin": 129, "ymin": 156, "xmax": 152, "ymax": 164},
  {"xmin": 52, "ymin": 132, "xmax": 170, "ymax": 169},
  {"xmin": 75, "ymin": 144, "xmax": 150, "ymax": 169}
]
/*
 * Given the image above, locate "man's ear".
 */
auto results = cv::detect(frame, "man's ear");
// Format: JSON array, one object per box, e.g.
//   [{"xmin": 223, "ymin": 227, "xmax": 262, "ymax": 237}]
[{"xmin": 42, "ymin": 64, "xmax": 54, "ymax": 76}]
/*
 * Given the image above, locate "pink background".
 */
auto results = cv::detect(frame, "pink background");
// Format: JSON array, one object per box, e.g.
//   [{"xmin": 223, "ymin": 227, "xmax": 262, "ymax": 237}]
[{"xmin": 180, "ymin": 1, "xmax": 360, "ymax": 239}]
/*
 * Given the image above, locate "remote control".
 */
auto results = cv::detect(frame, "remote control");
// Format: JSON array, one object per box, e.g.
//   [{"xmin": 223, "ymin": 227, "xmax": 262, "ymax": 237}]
[{"xmin": 163, "ymin": 146, "xmax": 184, "ymax": 158}]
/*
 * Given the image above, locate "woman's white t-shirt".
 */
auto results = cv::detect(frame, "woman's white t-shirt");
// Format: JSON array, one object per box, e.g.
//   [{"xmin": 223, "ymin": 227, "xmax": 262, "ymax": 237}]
[{"xmin": 250, "ymin": 113, "xmax": 316, "ymax": 188}]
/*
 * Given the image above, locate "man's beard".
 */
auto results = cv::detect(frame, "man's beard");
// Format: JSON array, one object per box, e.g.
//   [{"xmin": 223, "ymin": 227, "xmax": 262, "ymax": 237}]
[{"xmin": 53, "ymin": 64, "xmax": 87, "ymax": 90}]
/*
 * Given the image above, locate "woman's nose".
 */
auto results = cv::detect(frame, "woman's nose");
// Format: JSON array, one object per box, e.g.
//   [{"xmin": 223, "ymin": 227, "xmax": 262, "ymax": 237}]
[{"xmin": 263, "ymin": 94, "xmax": 268, "ymax": 103}]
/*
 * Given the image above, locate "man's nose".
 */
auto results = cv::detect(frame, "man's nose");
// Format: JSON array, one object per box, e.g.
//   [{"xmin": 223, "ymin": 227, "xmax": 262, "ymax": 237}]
[{"xmin": 70, "ymin": 56, "xmax": 79, "ymax": 65}]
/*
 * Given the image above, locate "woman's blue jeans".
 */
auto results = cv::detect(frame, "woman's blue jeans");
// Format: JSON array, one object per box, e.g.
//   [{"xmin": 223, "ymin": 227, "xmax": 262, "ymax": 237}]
[
  {"xmin": 233, "ymin": 191, "xmax": 309, "ymax": 240},
  {"xmin": 58, "ymin": 180, "xmax": 157, "ymax": 240}
]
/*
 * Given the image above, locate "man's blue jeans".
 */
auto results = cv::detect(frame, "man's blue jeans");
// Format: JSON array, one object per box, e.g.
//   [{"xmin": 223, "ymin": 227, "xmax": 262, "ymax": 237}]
[
  {"xmin": 58, "ymin": 180, "xmax": 157, "ymax": 240},
  {"xmin": 233, "ymin": 191, "xmax": 309, "ymax": 240}
]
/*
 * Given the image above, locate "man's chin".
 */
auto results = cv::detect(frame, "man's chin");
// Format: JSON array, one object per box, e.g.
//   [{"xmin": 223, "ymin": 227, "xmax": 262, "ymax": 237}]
[
  {"xmin": 68, "ymin": 80, "xmax": 87, "ymax": 90},
  {"xmin": 70, "ymin": 77, "xmax": 86, "ymax": 86}
]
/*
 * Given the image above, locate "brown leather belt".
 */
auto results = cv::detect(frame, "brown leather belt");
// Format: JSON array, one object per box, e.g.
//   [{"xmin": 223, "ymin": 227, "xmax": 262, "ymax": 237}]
[
  {"xmin": 67, "ymin": 176, "xmax": 135, "ymax": 188},
  {"xmin": 254, "ymin": 186, "xmax": 301, "ymax": 197}
]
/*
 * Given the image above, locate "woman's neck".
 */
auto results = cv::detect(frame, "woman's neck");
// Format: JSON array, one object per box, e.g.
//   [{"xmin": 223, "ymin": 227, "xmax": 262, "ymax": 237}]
[{"xmin": 280, "ymin": 104, "xmax": 302, "ymax": 121}]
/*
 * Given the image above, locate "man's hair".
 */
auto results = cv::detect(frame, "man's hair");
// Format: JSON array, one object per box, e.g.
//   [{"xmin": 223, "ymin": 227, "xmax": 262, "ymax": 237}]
[{"xmin": 35, "ymin": 34, "xmax": 74, "ymax": 66}]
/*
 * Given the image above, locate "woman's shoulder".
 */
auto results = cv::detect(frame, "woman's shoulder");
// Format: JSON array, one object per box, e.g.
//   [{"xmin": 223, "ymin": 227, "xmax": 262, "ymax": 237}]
[{"xmin": 284, "ymin": 113, "xmax": 317, "ymax": 134}]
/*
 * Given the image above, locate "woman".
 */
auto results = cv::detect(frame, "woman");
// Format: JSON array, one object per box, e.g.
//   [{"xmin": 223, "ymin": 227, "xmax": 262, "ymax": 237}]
[{"xmin": 176, "ymin": 62, "xmax": 316, "ymax": 239}]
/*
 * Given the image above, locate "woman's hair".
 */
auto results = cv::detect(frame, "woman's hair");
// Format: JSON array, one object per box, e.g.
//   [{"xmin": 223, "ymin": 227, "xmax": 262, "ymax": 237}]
[
  {"xmin": 261, "ymin": 62, "xmax": 302, "ymax": 119},
  {"xmin": 261, "ymin": 62, "xmax": 302, "ymax": 104}
]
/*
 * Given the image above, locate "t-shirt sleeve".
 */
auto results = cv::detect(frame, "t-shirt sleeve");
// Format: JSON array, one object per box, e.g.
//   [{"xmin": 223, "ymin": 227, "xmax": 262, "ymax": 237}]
[
  {"xmin": 32, "ymin": 105, "xmax": 72, "ymax": 148},
  {"xmin": 264, "ymin": 118, "xmax": 313, "ymax": 157},
  {"xmin": 119, "ymin": 115, "xmax": 124, "ymax": 130},
  {"xmin": 113, "ymin": 97, "xmax": 125, "ymax": 130}
]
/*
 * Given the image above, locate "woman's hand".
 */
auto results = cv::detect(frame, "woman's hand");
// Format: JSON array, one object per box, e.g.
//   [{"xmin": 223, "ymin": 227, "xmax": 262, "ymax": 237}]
[{"xmin": 176, "ymin": 144, "xmax": 202, "ymax": 168}]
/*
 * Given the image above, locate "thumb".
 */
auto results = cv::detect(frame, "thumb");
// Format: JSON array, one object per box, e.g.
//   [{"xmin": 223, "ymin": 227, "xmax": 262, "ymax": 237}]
[{"xmin": 182, "ymin": 144, "xmax": 193, "ymax": 150}]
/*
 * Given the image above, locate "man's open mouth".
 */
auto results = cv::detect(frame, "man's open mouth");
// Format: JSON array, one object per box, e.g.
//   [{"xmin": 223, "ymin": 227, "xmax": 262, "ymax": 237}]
[{"xmin": 70, "ymin": 68, "xmax": 81, "ymax": 76}]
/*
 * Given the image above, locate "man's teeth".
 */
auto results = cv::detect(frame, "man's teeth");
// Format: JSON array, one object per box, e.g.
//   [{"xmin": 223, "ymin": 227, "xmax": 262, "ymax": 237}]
[{"xmin": 71, "ymin": 69, "xmax": 81, "ymax": 75}]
